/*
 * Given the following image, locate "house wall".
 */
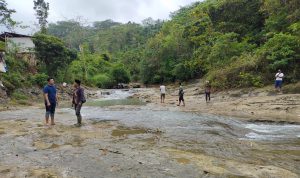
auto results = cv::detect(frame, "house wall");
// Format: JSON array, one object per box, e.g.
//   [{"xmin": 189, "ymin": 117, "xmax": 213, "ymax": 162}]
[
  {"xmin": 7, "ymin": 37, "xmax": 35, "ymax": 53},
  {"xmin": 6, "ymin": 37, "xmax": 37, "ymax": 68}
]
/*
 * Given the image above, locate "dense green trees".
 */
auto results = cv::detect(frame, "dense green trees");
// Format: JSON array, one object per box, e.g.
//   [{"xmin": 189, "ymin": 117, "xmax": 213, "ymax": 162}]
[
  {"xmin": 30, "ymin": 0, "xmax": 299, "ymax": 89},
  {"xmin": 137, "ymin": 0, "xmax": 299, "ymax": 88},
  {"xmin": 32, "ymin": 34, "xmax": 77, "ymax": 77},
  {"xmin": 8, "ymin": 0, "xmax": 296, "ymax": 89}
]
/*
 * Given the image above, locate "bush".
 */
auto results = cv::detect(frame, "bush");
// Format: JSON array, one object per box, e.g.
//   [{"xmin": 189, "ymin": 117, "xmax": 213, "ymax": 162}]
[
  {"xmin": 91, "ymin": 74, "xmax": 115, "ymax": 88},
  {"xmin": 110, "ymin": 64, "xmax": 130, "ymax": 83},
  {"xmin": 11, "ymin": 91, "xmax": 28, "ymax": 100},
  {"xmin": 2, "ymin": 73, "xmax": 23, "ymax": 89},
  {"xmin": 2, "ymin": 79, "xmax": 15, "ymax": 95},
  {"xmin": 207, "ymin": 53, "xmax": 263, "ymax": 89},
  {"xmin": 31, "ymin": 73, "xmax": 48, "ymax": 87},
  {"xmin": 282, "ymin": 82, "xmax": 300, "ymax": 94},
  {"xmin": 239, "ymin": 72, "xmax": 263, "ymax": 88},
  {"xmin": 259, "ymin": 33, "xmax": 300, "ymax": 81}
]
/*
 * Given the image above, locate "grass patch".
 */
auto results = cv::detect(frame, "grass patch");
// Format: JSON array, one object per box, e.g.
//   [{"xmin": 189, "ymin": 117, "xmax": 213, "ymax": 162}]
[
  {"xmin": 283, "ymin": 82, "xmax": 300, "ymax": 94},
  {"xmin": 11, "ymin": 91, "xmax": 28, "ymax": 100}
]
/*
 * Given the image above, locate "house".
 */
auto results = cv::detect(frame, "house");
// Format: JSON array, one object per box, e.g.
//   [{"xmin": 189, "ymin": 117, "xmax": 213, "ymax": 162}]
[{"xmin": 0, "ymin": 32, "xmax": 37, "ymax": 67}]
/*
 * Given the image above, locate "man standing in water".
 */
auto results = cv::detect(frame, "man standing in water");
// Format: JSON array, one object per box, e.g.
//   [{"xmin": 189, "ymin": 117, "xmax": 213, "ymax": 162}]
[
  {"xmin": 205, "ymin": 81, "xmax": 212, "ymax": 103},
  {"xmin": 275, "ymin": 69, "xmax": 284, "ymax": 92},
  {"xmin": 43, "ymin": 78, "xmax": 58, "ymax": 125},
  {"xmin": 72, "ymin": 79, "xmax": 85, "ymax": 126},
  {"xmin": 177, "ymin": 83, "xmax": 185, "ymax": 106},
  {"xmin": 160, "ymin": 84, "xmax": 166, "ymax": 103}
]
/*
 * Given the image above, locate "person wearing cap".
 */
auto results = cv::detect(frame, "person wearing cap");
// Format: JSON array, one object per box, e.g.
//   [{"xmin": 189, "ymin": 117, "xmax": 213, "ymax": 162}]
[{"xmin": 275, "ymin": 70, "xmax": 284, "ymax": 92}]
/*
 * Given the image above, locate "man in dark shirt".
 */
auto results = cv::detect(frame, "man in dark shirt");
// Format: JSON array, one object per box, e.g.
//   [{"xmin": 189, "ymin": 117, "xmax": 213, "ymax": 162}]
[
  {"xmin": 205, "ymin": 81, "xmax": 212, "ymax": 103},
  {"xmin": 72, "ymin": 79, "xmax": 85, "ymax": 126},
  {"xmin": 43, "ymin": 78, "xmax": 58, "ymax": 125},
  {"xmin": 177, "ymin": 83, "xmax": 185, "ymax": 106}
]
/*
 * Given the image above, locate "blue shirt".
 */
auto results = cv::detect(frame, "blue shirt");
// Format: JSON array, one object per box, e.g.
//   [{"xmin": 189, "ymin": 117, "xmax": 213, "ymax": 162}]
[{"xmin": 43, "ymin": 85, "xmax": 57, "ymax": 103}]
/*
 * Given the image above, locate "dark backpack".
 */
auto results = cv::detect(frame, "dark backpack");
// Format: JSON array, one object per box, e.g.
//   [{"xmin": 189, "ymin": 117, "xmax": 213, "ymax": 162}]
[{"xmin": 80, "ymin": 88, "xmax": 86, "ymax": 103}]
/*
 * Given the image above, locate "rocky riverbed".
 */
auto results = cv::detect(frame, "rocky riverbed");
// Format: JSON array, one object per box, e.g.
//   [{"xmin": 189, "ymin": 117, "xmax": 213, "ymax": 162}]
[{"xmin": 0, "ymin": 88, "xmax": 299, "ymax": 177}]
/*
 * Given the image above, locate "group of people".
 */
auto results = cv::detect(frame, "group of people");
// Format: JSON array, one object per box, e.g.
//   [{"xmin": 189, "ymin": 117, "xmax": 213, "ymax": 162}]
[
  {"xmin": 159, "ymin": 69, "xmax": 284, "ymax": 106},
  {"xmin": 43, "ymin": 78, "xmax": 85, "ymax": 126},
  {"xmin": 43, "ymin": 70, "xmax": 284, "ymax": 126},
  {"xmin": 159, "ymin": 81, "xmax": 212, "ymax": 106}
]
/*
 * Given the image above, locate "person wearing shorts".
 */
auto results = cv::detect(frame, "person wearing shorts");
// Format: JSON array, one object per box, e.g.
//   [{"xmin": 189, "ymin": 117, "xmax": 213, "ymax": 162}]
[
  {"xmin": 43, "ymin": 78, "xmax": 58, "ymax": 125},
  {"xmin": 275, "ymin": 70, "xmax": 284, "ymax": 92}
]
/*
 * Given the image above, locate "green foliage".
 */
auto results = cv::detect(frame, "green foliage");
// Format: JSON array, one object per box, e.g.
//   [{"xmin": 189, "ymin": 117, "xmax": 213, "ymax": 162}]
[
  {"xmin": 67, "ymin": 44, "xmax": 112, "ymax": 82},
  {"xmin": 260, "ymin": 33, "xmax": 299, "ymax": 70},
  {"xmin": 110, "ymin": 64, "xmax": 130, "ymax": 84},
  {"xmin": 31, "ymin": 73, "xmax": 48, "ymax": 87},
  {"xmin": 11, "ymin": 91, "xmax": 28, "ymax": 100},
  {"xmin": 207, "ymin": 54, "xmax": 263, "ymax": 89},
  {"xmin": 45, "ymin": 0, "xmax": 299, "ymax": 89},
  {"xmin": 0, "ymin": 41, "xmax": 5, "ymax": 51},
  {"xmin": 238, "ymin": 72, "xmax": 263, "ymax": 88},
  {"xmin": 258, "ymin": 33, "xmax": 300, "ymax": 82},
  {"xmin": 91, "ymin": 74, "xmax": 115, "ymax": 88},
  {"xmin": 33, "ymin": 33, "xmax": 76, "ymax": 77},
  {"xmin": 0, "ymin": 51, "xmax": 28, "ymax": 94}
]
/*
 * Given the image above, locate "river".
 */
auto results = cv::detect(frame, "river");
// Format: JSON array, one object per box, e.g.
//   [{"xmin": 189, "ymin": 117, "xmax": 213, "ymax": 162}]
[{"xmin": 0, "ymin": 89, "xmax": 299, "ymax": 177}]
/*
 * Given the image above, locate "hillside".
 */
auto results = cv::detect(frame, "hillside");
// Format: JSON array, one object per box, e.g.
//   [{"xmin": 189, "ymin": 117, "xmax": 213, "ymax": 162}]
[
  {"xmin": 0, "ymin": 0, "xmax": 299, "ymax": 95},
  {"xmin": 45, "ymin": 0, "xmax": 299, "ymax": 89}
]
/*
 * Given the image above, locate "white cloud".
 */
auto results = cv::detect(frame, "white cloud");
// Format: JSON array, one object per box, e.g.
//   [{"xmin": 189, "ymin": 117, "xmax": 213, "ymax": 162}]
[{"xmin": 3, "ymin": 0, "xmax": 199, "ymax": 34}]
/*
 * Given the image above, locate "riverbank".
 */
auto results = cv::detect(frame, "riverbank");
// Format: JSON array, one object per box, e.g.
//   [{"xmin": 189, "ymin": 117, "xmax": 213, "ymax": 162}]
[
  {"xmin": 1, "ymin": 82, "xmax": 300, "ymax": 123},
  {"xmin": 133, "ymin": 82, "xmax": 300, "ymax": 123}
]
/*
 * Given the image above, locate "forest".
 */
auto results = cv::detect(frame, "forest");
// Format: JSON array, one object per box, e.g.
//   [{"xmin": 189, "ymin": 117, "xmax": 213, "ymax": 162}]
[{"xmin": 1, "ymin": 0, "xmax": 300, "ymax": 91}]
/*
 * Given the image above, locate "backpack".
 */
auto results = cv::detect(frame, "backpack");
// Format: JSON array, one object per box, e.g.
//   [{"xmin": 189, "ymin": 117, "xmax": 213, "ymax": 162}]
[{"xmin": 80, "ymin": 88, "xmax": 86, "ymax": 103}]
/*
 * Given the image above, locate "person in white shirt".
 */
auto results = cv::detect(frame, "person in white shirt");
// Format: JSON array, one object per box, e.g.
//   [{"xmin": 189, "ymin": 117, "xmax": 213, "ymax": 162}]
[
  {"xmin": 160, "ymin": 84, "xmax": 166, "ymax": 103},
  {"xmin": 275, "ymin": 69, "xmax": 284, "ymax": 92}
]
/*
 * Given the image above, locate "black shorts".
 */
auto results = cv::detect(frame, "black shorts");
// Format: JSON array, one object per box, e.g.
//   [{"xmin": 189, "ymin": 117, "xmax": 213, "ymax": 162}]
[
  {"xmin": 179, "ymin": 95, "xmax": 184, "ymax": 102},
  {"xmin": 45, "ymin": 102, "xmax": 56, "ymax": 114},
  {"xmin": 161, "ymin": 94, "xmax": 165, "ymax": 98}
]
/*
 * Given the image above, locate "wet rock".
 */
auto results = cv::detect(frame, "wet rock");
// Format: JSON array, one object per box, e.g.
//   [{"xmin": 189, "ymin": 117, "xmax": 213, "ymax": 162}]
[
  {"xmin": 131, "ymin": 83, "xmax": 141, "ymax": 88},
  {"xmin": 99, "ymin": 148, "xmax": 123, "ymax": 155},
  {"xmin": 203, "ymin": 170, "xmax": 209, "ymax": 174},
  {"xmin": 101, "ymin": 91, "xmax": 110, "ymax": 95}
]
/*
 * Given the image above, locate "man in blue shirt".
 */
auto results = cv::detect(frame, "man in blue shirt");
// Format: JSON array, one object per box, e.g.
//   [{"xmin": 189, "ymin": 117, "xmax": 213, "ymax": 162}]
[{"xmin": 43, "ymin": 78, "xmax": 58, "ymax": 125}]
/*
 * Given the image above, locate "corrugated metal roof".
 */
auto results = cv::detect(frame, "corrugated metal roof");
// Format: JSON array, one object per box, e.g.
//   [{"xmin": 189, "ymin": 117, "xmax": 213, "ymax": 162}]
[{"xmin": 0, "ymin": 32, "xmax": 32, "ymax": 41}]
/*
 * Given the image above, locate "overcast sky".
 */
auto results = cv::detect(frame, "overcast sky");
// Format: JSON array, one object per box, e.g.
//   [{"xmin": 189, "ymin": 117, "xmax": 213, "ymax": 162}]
[{"xmin": 2, "ymin": 0, "xmax": 199, "ymax": 34}]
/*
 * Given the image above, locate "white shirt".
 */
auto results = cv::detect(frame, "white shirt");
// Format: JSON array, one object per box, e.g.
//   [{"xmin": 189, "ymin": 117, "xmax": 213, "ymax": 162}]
[
  {"xmin": 160, "ymin": 85, "xmax": 166, "ymax": 94},
  {"xmin": 275, "ymin": 73, "xmax": 284, "ymax": 81}
]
